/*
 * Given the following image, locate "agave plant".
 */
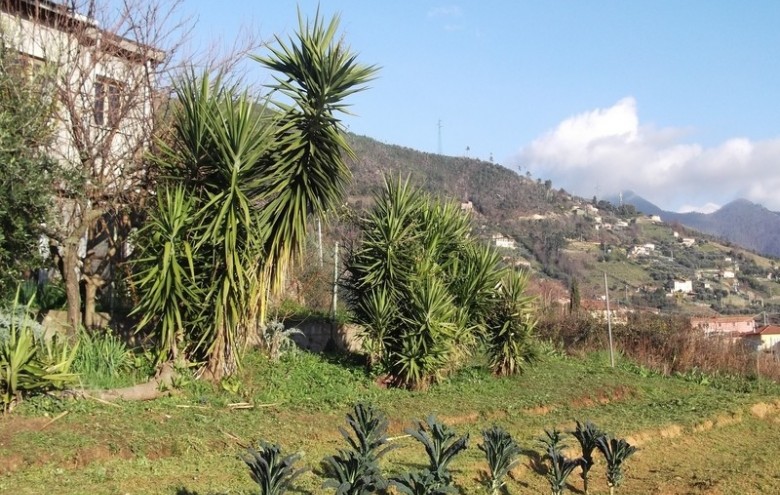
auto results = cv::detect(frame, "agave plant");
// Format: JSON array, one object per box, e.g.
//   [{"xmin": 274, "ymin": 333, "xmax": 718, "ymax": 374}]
[
  {"xmin": 0, "ymin": 298, "xmax": 78, "ymax": 413},
  {"xmin": 406, "ymin": 415, "xmax": 469, "ymax": 487},
  {"xmin": 322, "ymin": 403, "xmax": 395, "ymax": 494},
  {"xmin": 545, "ymin": 448, "xmax": 580, "ymax": 495},
  {"xmin": 570, "ymin": 420, "xmax": 603, "ymax": 495},
  {"xmin": 241, "ymin": 441, "xmax": 305, "ymax": 495},
  {"xmin": 595, "ymin": 435, "xmax": 637, "ymax": 495},
  {"xmin": 478, "ymin": 425, "xmax": 522, "ymax": 495}
]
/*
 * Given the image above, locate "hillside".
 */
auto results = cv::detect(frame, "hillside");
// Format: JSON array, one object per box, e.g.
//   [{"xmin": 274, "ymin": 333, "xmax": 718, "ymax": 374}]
[
  {"xmin": 615, "ymin": 192, "xmax": 780, "ymax": 258},
  {"xmin": 342, "ymin": 134, "xmax": 780, "ymax": 315}
]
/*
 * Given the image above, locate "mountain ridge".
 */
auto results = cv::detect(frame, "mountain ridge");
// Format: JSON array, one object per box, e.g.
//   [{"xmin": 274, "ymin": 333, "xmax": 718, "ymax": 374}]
[{"xmin": 609, "ymin": 192, "xmax": 780, "ymax": 258}]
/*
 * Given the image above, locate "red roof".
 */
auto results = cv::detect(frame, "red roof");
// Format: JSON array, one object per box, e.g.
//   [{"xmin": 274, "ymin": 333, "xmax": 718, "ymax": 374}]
[{"xmin": 757, "ymin": 325, "xmax": 780, "ymax": 336}]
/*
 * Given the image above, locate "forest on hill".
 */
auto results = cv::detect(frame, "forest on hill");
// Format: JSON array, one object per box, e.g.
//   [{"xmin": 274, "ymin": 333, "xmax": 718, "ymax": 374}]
[{"xmin": 340, "ymin": 134, "xmax": 780, "ymax": 316}]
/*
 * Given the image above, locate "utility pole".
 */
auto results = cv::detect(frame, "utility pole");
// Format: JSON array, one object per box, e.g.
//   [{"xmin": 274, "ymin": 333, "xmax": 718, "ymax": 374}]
[
  {"xmin": 318, "ymin": 218, "xmax": 323, "ymax": 268},
  {"xmin": 332, "ymin": 242, "xmax": 339, "ymax": 317},
  {"xmin": 437, "ymin": 119, "xmax": 443, "ymax": 155},
  {"xmin": 605, "ymin": 272, "xmax": 615, "ymax": 368}
]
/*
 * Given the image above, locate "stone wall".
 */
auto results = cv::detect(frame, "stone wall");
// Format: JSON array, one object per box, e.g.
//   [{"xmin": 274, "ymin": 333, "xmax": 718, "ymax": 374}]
[{"xmin": 286, "ymin": 318, "xmax": 364, "ymax": 353}]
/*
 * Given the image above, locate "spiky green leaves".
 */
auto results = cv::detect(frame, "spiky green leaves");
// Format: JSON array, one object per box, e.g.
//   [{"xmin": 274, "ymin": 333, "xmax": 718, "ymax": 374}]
[
  {"xmin": 141, "ymin": 11, "xmax": 376, "ymax": 378},
  {"xmin": 0, "ymin": 298, "xmax": 78, "ymax": 413},
  {"xmin": 344, "ymin": 177, "xmax": 532, "ymax": 388},
  {"xmin": 322, "ymin": 403, "xmax": 395, "ymax": 494},
  {"xmin": 406, "ymin": 415, "xmax": 469, "ymax": 487},
  {"xmin": 595, "ymin": 435, "xmax": 637, "ymax": 490},
  {"xmin": 479, "ymin": 426, "xmax": 522, "ymax": 495},
  {"xmin": 486, "ymin": 270, "xmax": 539, "ymax": 376},
  {"xmin": 132, "ymin": 185, "xmax": 201, "ymax": 364},
  {"xmin": 252, "ymin": 11, "xmax": 378, "ymax": 296},
  {"xmin": 241, "ymin": 442, "xmax": 305, "ymax": 495},
  {"xmin": 570, "ymin": 420, "xmax": 604, "ymax": 494}
]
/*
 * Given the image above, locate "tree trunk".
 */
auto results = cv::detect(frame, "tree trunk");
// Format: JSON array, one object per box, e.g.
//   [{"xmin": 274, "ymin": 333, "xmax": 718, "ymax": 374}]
[
  {"xmin": 62, "ymin": 243, "xmax": 81, "ymax": 331},
  {"xmin": 83, "ymin": 275, "xmax": 102, "ymax": 329}
]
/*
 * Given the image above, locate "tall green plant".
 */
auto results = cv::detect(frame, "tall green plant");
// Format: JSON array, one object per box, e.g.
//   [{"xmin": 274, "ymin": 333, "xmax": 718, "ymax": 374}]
[
  {"xmin": 346, "ymin": 177, "xmax": 517, "ymax": 387},
  {"xmin": 132, "ymin": 185, "xmax": 200, "ymax": 364},
  {"xmin": 479, "ymin": 425, "xmax": 522, "ymax": 495},
  {"xmin": 595, "ymin": 435, "xmax": 637, "ymax": 495},
  {"xmin": 0, "ymin": 40, "xmax": 59, "ymax": 296},
  {"xmin": 142, "ymin": 11, "xmax": 376, "ymax": 380},
  {"xmin": 406, "ymin": 415, "xmax": 469, "ymax": 487},
  {"xmin": 485, "ymin": 270, "xmax": 539, "ymax": 376},
  {"xmin": 252, "ymin": 10, "xmax": 378, "ymax": 306},
  {"xmin": 570, "ymin": 420, "xmax": 603, "ymax": 495},
  {"xmin": 241, "ymin": 441, "xmax": 305, "ymax": 495}
]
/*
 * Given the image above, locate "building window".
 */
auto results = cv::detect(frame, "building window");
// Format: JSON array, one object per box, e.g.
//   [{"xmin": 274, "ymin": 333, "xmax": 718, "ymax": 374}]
[{"xmin": 94, "ymin": 78, "xmax": 121, "ymax": 127}]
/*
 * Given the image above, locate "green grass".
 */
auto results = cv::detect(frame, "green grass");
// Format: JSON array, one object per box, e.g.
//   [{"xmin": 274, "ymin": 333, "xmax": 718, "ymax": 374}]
[{"xmin": 1, "ymin": 348, "xmax": 779, "ymax": 494}]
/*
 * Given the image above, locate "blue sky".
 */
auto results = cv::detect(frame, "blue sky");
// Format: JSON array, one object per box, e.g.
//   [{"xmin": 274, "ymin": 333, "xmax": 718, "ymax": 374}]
[{"xmin": 181, "ymin": 1, "xmax": 780, "ymax": 213}]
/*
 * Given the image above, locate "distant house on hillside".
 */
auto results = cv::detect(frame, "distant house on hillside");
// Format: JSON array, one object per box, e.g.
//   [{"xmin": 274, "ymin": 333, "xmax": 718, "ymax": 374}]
[
  {"xmin": 492, "ymin": 233, "xmax": 516, "ymax": 250},
  {"xmin": 744, "ymin": 325, "xmax": 780, "ymax": 352},
  {"xmin": 671, "ymin": 279, "xmax": 693, "ymax": 294},
  {"xmin": 581, "ymin": 299, "xmax": 630, "ymax": 324},
  {"xmin": 460, "ymin": 200, "xmax": 473, "ymax": 212},
  {"xmin": 721, "ymin": 270, "xmax": 736, "ymax": 279},
  {"xmin": 690, "ymin": 315, "xmax": 757, "ymax": 337}
]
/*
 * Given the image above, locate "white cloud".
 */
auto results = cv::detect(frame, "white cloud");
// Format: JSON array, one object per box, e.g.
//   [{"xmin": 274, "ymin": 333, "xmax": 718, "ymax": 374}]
[
  {"xmin": 514, "ymin": 98, "xmax": 780, "ymax": 212},
  {"xmin": 428, "ymin": 6, "xmax": 463, "ymax": 18}
]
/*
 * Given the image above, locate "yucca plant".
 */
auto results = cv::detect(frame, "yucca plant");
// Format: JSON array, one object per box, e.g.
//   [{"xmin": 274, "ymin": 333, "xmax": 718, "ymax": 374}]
[
  {"xmin": 390, "ymin": 471, "xmax": 457, "ymax": 495},
  {"xmin": 570, "ymin": 420, "xmax": 603, "ymax": 495},
  {"xmin": 322, "ymin": 403, "xmax": 395, "ymax": 494},
  {"xmin": 241, "ymin": 441, "xmax": 305, "ymax": 495},
  {"xmin": 479, "ymin": 425, "xmax": 522, "ymax": 495},
  {"xmin": 391, "ymin": 273, "xmax": 460, "ymax": 389},
  {"xmin": 485, "ymin": 270, "xmax": 539, "ymax": 376},
  {"xmin": 545, "ymin": 448, "xmax": 580, "ymax": 495},
  {"xmin": 595, "ymin": 435, "xmax": 637, "ymax": 495},
  {"xmin": 131, "ymin": 184, "xmax": 201, "ymax": 365},
  {"xmin": 407, "ymin": 415, "xmax": 469, "ymax": 487},
  {"xmin": 143, "ymin": 11, "xmax": 376, "ymax": 381}
]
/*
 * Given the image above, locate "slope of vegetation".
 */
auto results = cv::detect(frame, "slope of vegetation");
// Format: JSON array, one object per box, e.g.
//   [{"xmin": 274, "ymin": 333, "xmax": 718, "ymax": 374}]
[{"xmin": 1, "ymin": 348, "xmax": 779, "ymax": 494}]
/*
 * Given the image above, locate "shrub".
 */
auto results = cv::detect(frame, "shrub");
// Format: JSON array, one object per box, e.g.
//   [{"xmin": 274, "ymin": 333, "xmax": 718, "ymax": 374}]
[
  {"xmin": 72, "ymin": 327, "xmax": 133, "ymax": 388},
  {"xmin": 485, "ymin": 270, "xmax": 539, "ymax": 376}
]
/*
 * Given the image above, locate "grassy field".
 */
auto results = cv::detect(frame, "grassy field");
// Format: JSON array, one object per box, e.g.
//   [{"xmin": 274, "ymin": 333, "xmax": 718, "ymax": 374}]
[{"xmin": 1, "ymin": 349, "xmax": 780, "ymax": 494}]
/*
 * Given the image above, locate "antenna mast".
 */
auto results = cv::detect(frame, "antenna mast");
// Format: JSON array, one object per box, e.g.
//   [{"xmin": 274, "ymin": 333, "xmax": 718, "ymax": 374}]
[{"xmin": 437, "ymin": 119, "xmax": 442, "ymax": 154}]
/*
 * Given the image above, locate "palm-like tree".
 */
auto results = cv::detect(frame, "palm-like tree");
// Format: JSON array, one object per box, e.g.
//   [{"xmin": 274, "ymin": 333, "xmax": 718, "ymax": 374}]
[{"xmin": 138, "ymin": 12, "xmax": 376, "ymax": 379}]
